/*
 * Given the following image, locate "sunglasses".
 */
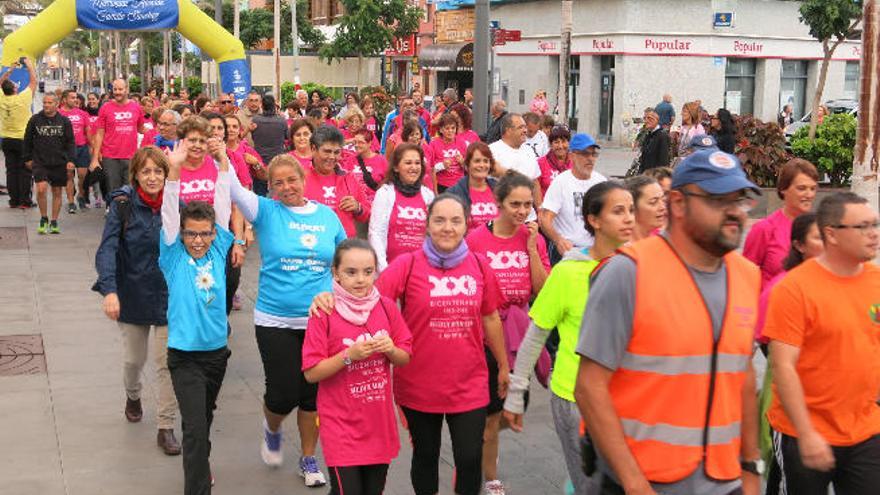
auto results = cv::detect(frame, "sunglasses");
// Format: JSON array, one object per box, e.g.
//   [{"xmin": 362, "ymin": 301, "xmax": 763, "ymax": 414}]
[{"xmin": 220, "ymin": 100, "xmax": 232, "ymax": 104}]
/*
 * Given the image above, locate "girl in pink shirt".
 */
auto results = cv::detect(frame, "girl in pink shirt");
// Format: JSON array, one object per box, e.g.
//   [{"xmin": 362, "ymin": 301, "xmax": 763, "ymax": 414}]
[
  {"xmin": 465, "ymin": 171, "xmax": 550, "ymax": 493},
  {"xmin": 743, "ymin": 159, "xmax": 818, "ymax": 288},
  {"xmin": 428, "ymin": 113, "xmax": 467, "ymax": 191},
  {"xmin": 302, "ymin": 239, "xmax": 412, "ymax": 495}
]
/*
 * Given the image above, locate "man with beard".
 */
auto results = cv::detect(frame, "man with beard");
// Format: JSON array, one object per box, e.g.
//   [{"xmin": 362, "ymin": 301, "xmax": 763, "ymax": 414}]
[{"xmin": 573, "ymin": 148, "xmax": 763, "ymax": 495}]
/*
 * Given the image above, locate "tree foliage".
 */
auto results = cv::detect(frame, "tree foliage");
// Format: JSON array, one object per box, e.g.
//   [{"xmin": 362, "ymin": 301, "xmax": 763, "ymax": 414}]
[
  {"xmin": 318, "ymin": 0, "xmax": 422, "ymax": 62},
  {"xmin": 201, "ymin": 0, "xmax": 325, "ymax": 50},
  {"xmin": 791, "ymin": 113, "xmax": 857, "ymax": 187}
]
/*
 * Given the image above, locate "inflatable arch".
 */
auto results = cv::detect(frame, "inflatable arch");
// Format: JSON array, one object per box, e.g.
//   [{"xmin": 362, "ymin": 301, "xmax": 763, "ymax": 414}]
[{"xmin": 0, "ymin": 0, "xmax": 251, "ymax": 103}]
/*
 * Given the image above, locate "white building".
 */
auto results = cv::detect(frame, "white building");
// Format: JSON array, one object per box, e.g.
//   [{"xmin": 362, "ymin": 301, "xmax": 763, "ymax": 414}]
[{"xmin": 482, "ymin": 0, "xmax": 861, "ymax": 144}]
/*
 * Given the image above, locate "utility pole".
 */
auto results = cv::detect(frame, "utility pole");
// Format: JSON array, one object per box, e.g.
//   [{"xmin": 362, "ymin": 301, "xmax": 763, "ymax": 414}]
[
  {"xmin": 214, "ymin": 0, "xmax": 223, "ymax": 98},
  {"xmin": 234, "ymin": 0, "xmax": 241, "ymax": 38},
  {"xmin": 163, "ymin": 31, "xmax": 170, "ymax": 94},
  {"xmin": 852, "ymin": 0, "xmax": 879, "ymax": 211},
  {"xmin": 291, "ymin": 0, "xmax": 301, "ymax": 86},
  {"xmin": 473, "ymin": 0, "xmax": 490, "ymax": 134},
  {"xmin": 274, "ymin": 0, "xmax": 281, "ymax": 98},
  {"xmin": 558, "ymin": 0, "xmax": 572, "ymax": 126}
]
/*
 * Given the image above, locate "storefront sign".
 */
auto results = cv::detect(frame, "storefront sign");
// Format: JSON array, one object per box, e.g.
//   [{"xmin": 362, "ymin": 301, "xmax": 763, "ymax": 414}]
[
  {"xmin": 456, "ymin": 43, "xmax": 474, "ymax": 68},
  {"xmin": 714, "ymin": 12, "xmax": 734, "ymax": 28},
  {"xmin": 537, "ymin": 40, "xmax": 558, "ymax": 53},
  {"xmin": 77, "ymin": 0, "xmax": 179, "ymax": 30},
  {"xmin": 435, "ymin": 9, "xmax": 475, "ymax": 43},
  {"xmin": 386, "ymin": 35, "xmax": 416, "ymax": 56}
]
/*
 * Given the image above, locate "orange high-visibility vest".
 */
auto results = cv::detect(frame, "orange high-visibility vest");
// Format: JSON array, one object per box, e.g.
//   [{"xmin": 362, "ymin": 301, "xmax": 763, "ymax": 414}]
[{"xmin": 610, "ymin": 236, "xmax": 758, "ymax": 483}]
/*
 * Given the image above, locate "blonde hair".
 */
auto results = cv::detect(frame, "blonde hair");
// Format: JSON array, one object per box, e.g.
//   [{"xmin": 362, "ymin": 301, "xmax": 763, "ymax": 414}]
[
  {"xmin": 344, "ymin": 107, "xmax": 365, "ymax": 123},
  {"xmin": 267, "ymin": 154, "xmax": 305, "ymax": 182},
  {"xmin": 129, "ymin": 146, "xmax": 170, "ymax": 187}
]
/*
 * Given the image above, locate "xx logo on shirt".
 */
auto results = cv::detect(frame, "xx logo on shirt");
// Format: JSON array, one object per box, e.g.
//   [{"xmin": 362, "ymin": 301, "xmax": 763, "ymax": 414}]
[
  {"xmin": 429, "ymin": 275, "xmax": 477, "ymax": 297},
  {"xmin": 442, "ymin": 149, "xmax": 461, "ymax": 159},
  {"xmin": 114, "ymin": 111, "xmax": 134, "ymax": 120},
  {"xmin": 323, "ymin": 186, "xmax": 336, "ymax": 199},
  {"xmin": 181, "ymin": 179, "xmax": 216, "ymax": 195},
  {"xmin": 471, "ymin": 202, "xmax": 498, "ymax": 217},
  {"xmin": 397, "ymin": 205, "xmax": 426, "ymax": 221},
  {"xmin": 487, "ymin": 250, "xmax": 529, "ymax": 270}
]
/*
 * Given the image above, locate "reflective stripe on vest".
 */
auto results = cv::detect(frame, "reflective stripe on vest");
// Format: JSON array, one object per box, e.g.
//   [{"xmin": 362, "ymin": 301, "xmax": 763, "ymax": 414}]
[{"xmin": 610, "ymin": 236, "xmax": 759, "ymax": 483}]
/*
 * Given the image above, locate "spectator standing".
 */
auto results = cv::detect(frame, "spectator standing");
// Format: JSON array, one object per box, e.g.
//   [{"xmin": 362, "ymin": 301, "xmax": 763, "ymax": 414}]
[
  {"xmin": 637, "ymin": 110, "xmax": 671, "ymax": 172},
  {"xmin": 777, "ymin": 104, "xmax": 794, "ymax": 129},
  {"xmin": 654, "ymin": 93, "xmax": 675, "ymax": 128},
  {"xmin": 710, "ymin": 108, "xmax": 737, "ymax": 154}
]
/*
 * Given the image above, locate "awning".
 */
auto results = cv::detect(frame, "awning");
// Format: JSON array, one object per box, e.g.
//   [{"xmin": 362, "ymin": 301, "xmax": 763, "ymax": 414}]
[{"xmin": 419, "ymin": 43, "xmax": 473, "ymax": 71}]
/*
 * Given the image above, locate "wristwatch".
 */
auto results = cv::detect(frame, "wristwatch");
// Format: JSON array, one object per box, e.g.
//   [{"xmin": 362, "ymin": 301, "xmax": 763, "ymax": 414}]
[
  {"xmin": 342, "ymin": 350, "xmax": 352, "ymax": 366},
  {"xmin": 740, "ymin": 459, "xmax": 765, "ymax": 476},
  {"xmin": 234, "ymin": 239, "xmax": 246, "ymax": 246}
]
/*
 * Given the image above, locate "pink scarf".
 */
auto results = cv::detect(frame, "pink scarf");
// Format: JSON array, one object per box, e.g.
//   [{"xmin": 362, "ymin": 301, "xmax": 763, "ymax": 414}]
[{"xmin": 332, "ymin": 279, "xmax": 380, "ymax": 326}]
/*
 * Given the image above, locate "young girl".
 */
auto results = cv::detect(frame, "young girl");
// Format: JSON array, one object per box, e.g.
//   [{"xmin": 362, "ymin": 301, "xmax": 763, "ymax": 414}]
[
  {"xmin": 161, "ymin": 138, "xmax": 234, "ymax": 494},
  {"xmin": 302, "ymin": 239, "xmax": 412, "ymax": 495}
]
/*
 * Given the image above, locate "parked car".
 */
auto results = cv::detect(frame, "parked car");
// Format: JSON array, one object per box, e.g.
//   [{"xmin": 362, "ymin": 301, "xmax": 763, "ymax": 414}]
[{"xmin": 784, "ymin": 99, "xmax": 858, "ymax": 142}]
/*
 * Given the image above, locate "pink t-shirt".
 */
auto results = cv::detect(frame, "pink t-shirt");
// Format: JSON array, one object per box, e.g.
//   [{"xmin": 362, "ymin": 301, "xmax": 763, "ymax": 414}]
[
  {"xmin": 468, "ymin": 185, "xmax": 499, "ymax": 232},
  {"xmin": 755, "ymin": 272, "xmax": 785, "ymax": 344},
  {"xmin": 376, "ymin": 250, "xmax": 503, "ymax": 413},
  {"xmin": 466, "ymin": 224, "xmax": 550, "ymax": 308},
  {"xmin": 226, "ymin": 148, "xmax": 254, "ymax": 188},
  {"xmin": 457, "ymin": 129, "xmax": 481, "ymax": 149},
  {"xmin": 87, "ymin": 114, "xmax": 99, "ymax": 139},
  {"xmin": 179, "ymin": 156, "xmax": 218, "ymax": 204},
  {"xmin": 97, "ymin": 100, "xmax": 146, "ymax": 159},
  {"xmin": 59, "ymin": 107, "xmax": 90, "ymax": 147},
  {"xmin": 386, "ymin": 189, "xmax": 428, "ymax": 265},
  {"xmin": 428, "ymin": 138, "xmax": 467, "ymax": 188},
  {"xmin": 342, "ymin": 154, "xmax": 387, "ymax": 204},
  {"xmin": 302, "ymin": 297, "xmax": 413, "ymax": 467},
  {"xmin": 743, "ymin": 209, "xmax": 792, "ymax": 288},
  {"xmin": 303, "ymin": 169, "xmax": 370, "ymax": 237},
  {"xmin": 421, "ymin": 144, "xmax": 435, "ymax": 191},
  {"xmin": 341, "ymin": 127, "xmax": 381, "ymax": 153},
  {"xmin": 537, "ymin": 154, "xmax": 572, "ymax": 196},
  {"xmin": 289, "ymin": 151, "xmax": 313, "ymax": 170}
]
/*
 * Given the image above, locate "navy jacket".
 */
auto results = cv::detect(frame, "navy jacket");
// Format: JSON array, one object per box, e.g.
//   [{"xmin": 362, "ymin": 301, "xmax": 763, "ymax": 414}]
[
  {"xmin": 446, "ymin": 175, "xmax": 498, "ymax": 212},
  {"xmin": 93, "ymin": 186, "xmax": 168, "ymax": 326}
]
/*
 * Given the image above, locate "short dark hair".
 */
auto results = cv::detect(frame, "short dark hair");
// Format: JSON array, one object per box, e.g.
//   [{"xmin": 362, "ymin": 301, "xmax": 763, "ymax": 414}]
[
  {"xmin": 180, "ymin": 201, "xmax": 216, "ymax": 230},
  {"xmin": 777, "ymin": 158, "xmax": 819, "ymax": 200},
  {"xmin": 500, "ymin": 113, "xmax": 521, "ymax": 134},
  {"xmin": 783, "ymin": 212, "xmax": 818, "ymax": 271},
  {"xmin": 427, "ymin": 193, "xmax": 470, "ymax": 222},
  {"xmin": 548, "ymin": 125, "xmax": 571, "ymax": 143},
  {"xmin": 1, "ymin": 80, "xmax": 15, "ymax": 96},
  {"xmin": 437, "ymin": 113, "xmax": 458, "ymax": 130},
  {"xmin": 200, "ymin": 111, "xmax": 227, "ymax": 141},
  {"xmin": 583, "ymin": 181, "xmax": 629, "ymax": 235},
  {"xmin": 332, "ymin": 238, "xmax": 377, "ymax": 270},
  {"xmin": 816, "ymin": 192, "xmax": 868, "ymax": 241},
  {"xmin": 523, "ymin": 112, "xmax": 542, "ymax": 125},
  {"xmin": 311, "ymin": 124, "xmax": 345, "ymax": 149},
  {"xmin": 449, "ymin": 103, "xmax": 472, "ymax": 131},
  {"xmin": 401, "ymin": 122, "xmax": 423, "ymax": 143},
  {"xmin": 289, "ymin": 118, "xmax": 315, "ymax": 138},
  {"xmin": 494, "ymin": 170, "xmax": 534, "ymax": 204},
  {"xmin": 261, "ymin": 94, "xmax": 277, "ymax": 115}
]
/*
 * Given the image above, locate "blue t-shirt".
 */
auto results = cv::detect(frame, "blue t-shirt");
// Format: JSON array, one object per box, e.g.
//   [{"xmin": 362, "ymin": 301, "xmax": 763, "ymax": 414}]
[
  {"xmin": 159, "ymin": 225, "xmax": 234, "ymax": 351},
  {"xmin": 252, "ymin": 198, "xmax": 346, "ymax": 319}
]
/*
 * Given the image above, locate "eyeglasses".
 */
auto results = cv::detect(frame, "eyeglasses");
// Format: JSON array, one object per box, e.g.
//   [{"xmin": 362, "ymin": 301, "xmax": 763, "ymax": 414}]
[
  {"xmin": 220, "ymin": 100, "xmax": 232, "ymax": 104},
  {"xmin": 181, "ymin": 230, "xmax": 215, "ymax": 240},
  {"xmin": 681, "ymin": 190, "xmax": 758, "ymax": 213},
  {"xmin": 830, "ymin": 222, "xmax": 880, "ymax": 235}
]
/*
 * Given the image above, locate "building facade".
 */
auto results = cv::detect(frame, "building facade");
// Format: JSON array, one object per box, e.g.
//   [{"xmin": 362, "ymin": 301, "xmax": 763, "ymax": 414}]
[{"xmin": 478, "ymin": 0, "xmax": 861, "ymax": 144}]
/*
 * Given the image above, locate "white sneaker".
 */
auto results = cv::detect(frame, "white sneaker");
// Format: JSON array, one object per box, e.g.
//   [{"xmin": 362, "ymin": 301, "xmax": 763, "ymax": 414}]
[
  {"xmin": 485, "ymin": 479, "xmax": 506, "ymax": 495},
  {"xmin": 299, "ymin": 456, "xmax": 327, "ymax": 487},
  {"xmin": 260, "ymin": 422, "xmax": 283, "ymax": 467}
]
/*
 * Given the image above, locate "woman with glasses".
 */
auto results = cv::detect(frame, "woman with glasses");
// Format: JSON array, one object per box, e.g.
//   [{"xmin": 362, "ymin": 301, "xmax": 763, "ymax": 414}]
[{"xmin": 744, "ymin": 158, "xmax": 819, "ymax": 288}]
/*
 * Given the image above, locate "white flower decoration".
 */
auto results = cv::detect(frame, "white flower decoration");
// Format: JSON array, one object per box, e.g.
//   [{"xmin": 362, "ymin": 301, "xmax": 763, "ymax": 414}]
[
  {"xmin": 195, "ymin": 272, "xmax": 215, "ymax": 291},
  {"xmin": 300, "ymin": 233, "xmax": 318, "ymax": 249}
]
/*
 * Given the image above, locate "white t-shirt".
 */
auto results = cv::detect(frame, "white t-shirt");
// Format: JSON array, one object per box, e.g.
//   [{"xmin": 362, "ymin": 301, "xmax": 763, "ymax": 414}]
[
  {"xmin": 489, "ymin": 139, "xmax": 541, "ymax": 180},
  {"xmin": 524, "ymin": 130, "xmax": 549, "ymax": 159},
  {"xmin": 542, "ymin": 169, "xmax": 608, "ymax": 248}
]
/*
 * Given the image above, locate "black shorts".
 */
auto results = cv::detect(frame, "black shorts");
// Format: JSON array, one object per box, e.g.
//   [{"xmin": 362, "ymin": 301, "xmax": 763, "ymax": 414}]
[
  {"xmin": 33, "ymin": 164, "xmax": 68, "ymax": 187},
  {"xmin": 255, "ymin": 325, "xmax": 317, "ymax": 415},
  {"xmin": 486, "ymin": 347, "xmax": 528, "ymax": 415}
]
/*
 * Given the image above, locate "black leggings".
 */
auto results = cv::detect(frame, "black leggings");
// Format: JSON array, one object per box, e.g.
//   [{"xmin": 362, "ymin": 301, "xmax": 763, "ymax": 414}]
[
  {"xmin": 254, "ymin": 325, "xmax": 317, "ymax": 415},
  {"xmin": 776, "ymin": 432, "xmax": 880, "ymax": 495},
  {"xmin": 224, "ymin": 245, "xmax": 240, "ymax": 317},
  {"xmin": 401, "ymin": 406, "xmax": 487, "ymax": 495},
  {"xmin": 328, "ymin": 464, "xmax": 389, "ymax": 495}
]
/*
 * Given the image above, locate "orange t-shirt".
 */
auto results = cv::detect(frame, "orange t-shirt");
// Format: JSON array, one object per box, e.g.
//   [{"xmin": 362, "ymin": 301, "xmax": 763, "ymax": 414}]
[{"xmin": 764, "ymin": 259, "xmax": 880, "ymax": 446}]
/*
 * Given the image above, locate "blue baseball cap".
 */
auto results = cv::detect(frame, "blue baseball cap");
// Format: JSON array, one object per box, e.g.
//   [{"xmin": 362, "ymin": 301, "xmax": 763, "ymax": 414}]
[
  {"xmin": 671, "ymin": 149, "xmax": 761, "ymax": 195},
  {"xmin": 570, "ymin": 133, "xmax": 600, "ymax": 152},
  {"xmin": 688, "ymin": 134, "xmax": 718, "ymax": 150}
]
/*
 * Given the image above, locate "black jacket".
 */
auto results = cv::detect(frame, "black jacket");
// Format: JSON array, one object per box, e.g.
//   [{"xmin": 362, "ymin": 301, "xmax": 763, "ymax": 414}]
[
  {"xmin": 22, "ymin": 111, "xmax": 75, "ymax": 166},
  {"xmin": 93, "ymin": 186, "xmax": 169, "ymax": 326},
  {"xmin": 483, "ymin": 111, "xmax": 508, "ymax": 144},
  {"xmin": 638, "ymin": 128, "xmax": 671, "ymax": 172},
  {"xmin": 446, "ymin": 175, "xmax": 499, "ymax": 213}
]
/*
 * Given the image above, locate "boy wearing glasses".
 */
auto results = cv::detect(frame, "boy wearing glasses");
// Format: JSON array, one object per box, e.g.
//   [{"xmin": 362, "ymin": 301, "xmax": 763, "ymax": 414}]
[
  {"xmin": 160, "ymin": 135, "xmax": 234, "ymax": 495},
  {"xmin": 764, "ymin": 192, "xmax": 880, "ymax": 495}
]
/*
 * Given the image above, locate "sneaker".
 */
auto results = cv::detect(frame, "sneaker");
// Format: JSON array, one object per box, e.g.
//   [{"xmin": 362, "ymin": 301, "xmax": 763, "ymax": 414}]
[
  {"xmin": 260, "ymin": 422, "xmax": 283, "ymax": 467},
  {"xmin": 49, "ymin": 221, "xmax": 60, "ymax": 234},
  {"xmin": 298, "ymin": 456, "xmax": 327, "ymax": 487},
  {"xmin": 37, "ymin": 218, "xmax": 49, "ymax": 235},
  {"xmin": 77, "ymin": 195, "xmax": 88, "ymax": 210},
  {"xmin": 485, "ymin": 480, "xmax": 506, "ymax": 495},
  {"xmin": 232, "ymin": 293, "xmax": 243, "ymax": 311},
  {"xmin": 67, "ymin": 203, "xmax": 77, "ymax": 214}
]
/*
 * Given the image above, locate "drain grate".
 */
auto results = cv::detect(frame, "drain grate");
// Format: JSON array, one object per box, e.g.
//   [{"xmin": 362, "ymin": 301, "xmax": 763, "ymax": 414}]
[
  {"xmin": 0, "ymin": 227, "xmax": 28, "ymax": 250},
  {"xmin": 0, "ymin": 334, "xmax": 46, "ymax": 376}
]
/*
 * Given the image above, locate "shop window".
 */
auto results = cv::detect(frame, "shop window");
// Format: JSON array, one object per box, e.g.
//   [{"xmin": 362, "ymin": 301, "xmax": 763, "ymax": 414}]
[
  {"xmin": 780, "ymin": 60, "xmax": 808, "ymax": 119},
  {"xmin": 724, "ymin": 58, "xmax": 756, "ymax": 116},
  {"xmin": 844, "ymin": 61, "xmax": 860, "ymax": 100}
]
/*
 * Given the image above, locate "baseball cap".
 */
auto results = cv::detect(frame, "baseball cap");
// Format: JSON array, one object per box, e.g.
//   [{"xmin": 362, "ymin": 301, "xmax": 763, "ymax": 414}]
[
  {"xmin": 688, "ymin": 134, "xmax": 718, "ymax": 150},
  {"xmin": 671, "ymin": 148, "xmax": 761, "ymax": 195},
  {"xmin": 570, "ymin": 133, "xmax": 600, "ymax": 152}
]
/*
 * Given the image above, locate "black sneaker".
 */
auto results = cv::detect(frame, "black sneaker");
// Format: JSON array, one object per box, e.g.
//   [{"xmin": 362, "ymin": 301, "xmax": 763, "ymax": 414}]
[
  {"xmin": 67, "ymin": 203, "xmax": 77, "ymax": 214},
  {"xmin": 77, "ymin": 196, "xmax": 88, "ymax": 209}
]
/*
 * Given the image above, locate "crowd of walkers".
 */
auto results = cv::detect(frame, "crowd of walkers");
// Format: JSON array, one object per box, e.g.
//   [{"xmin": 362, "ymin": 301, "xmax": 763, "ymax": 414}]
[{"xmin": 2, "ymin": 70, "xmax": 877, "ymax": 495}]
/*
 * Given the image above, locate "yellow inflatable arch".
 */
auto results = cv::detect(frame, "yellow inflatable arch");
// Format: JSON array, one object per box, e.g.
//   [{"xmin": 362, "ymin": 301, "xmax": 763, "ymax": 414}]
[{"xmin": 1, "ymin": 0, "xmax": 251, "ymax": 102}]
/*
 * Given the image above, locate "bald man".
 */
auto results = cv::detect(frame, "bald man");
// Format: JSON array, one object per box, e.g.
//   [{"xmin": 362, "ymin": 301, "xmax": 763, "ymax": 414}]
[{"xmin": 90, "ymin": 79, "xmax": 147, "ymax": 191}]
